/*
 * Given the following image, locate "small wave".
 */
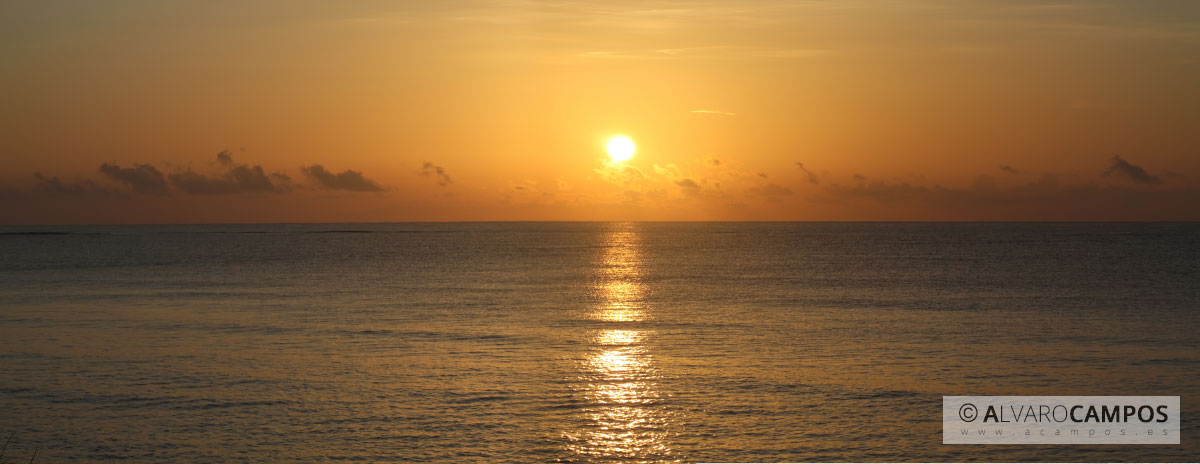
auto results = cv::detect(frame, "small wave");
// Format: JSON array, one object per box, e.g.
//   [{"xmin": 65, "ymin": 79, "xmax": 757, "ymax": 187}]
[
  {"xmin": 0, "ymin": 231, "xmax": 104, "ymax": 236},
  {"xmin": 840, "ymin": 389, "xmax": 923, "ymax": 400},
  {"xmin": 312, "ymin": 230, "xmax": 375, "ymax": 234},
  {"xmin": 449, "ymin": 395, "xmax": 512, "ymax": 404},
  {"xmin": 175, "ymin": 399, "xmax": 295, "ymax": 410}
]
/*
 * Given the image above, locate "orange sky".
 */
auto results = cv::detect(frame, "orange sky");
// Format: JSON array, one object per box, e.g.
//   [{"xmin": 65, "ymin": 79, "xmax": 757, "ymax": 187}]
[{"xmin": 2, "ymin": 1, "xmax": 1198, "ymax": 223}]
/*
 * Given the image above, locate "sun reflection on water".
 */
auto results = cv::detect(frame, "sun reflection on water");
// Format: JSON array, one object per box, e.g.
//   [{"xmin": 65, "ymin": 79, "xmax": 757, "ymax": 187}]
[
  {"xmin": 597, "ymin": 281, "xmax": 644, "ymax": 322},
  {"xmin": 563, "ymin": 224, "xmax": 679, "ymax": 462}
]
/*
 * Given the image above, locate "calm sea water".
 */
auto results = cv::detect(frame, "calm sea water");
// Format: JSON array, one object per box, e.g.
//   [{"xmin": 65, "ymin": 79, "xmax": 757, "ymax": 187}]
[{"xmin": 0, "ymin": 222, "xmax": 1197, "ymax": 462}]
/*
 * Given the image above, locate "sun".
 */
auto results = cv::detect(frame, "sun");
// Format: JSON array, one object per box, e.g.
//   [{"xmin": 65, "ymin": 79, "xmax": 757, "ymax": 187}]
[{"xmin": 606, "ymin": 136, "xmax": 635, "ymax": 162}]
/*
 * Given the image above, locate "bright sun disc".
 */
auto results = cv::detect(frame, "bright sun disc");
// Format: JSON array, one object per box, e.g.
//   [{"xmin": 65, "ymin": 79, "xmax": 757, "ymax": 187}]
[{"xmin": 606, "ymin": 136, "xmax": 635, "ymax": 162}]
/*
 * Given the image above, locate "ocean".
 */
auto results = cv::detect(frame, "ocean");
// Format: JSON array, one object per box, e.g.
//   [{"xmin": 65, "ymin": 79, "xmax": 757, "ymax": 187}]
[{"xmin": 0, "ymin": 222, "xmax": 1197, "ymax": 462}]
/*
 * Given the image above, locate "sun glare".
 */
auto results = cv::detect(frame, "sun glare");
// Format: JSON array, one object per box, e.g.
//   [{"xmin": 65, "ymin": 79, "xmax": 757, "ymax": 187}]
[{"xmin": 606, "ymin": 136, "xmax": 635, "ymax": 162}]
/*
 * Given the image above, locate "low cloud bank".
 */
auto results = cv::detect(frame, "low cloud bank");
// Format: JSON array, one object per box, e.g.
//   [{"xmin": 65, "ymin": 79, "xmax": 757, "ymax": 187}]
[
  {"xmin": 10, "ymin": 151, "xmax": 385, "ymax": 197},
  {"xmin": 302, "ymin": 165, "xmax": 383, "ymax": 191}
]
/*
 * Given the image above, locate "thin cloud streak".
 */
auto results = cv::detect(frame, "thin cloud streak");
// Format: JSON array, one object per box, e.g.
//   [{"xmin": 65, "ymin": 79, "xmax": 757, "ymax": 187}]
[{"xmin": 691, "ymin": 109, "xmax": 736, "ymax": 117}]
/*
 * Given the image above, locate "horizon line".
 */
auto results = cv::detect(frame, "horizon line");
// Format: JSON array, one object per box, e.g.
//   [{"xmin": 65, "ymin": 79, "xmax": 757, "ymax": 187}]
[{"xmin": 2, "ymin": 220, "xmax": 1198, "ymax": 227}]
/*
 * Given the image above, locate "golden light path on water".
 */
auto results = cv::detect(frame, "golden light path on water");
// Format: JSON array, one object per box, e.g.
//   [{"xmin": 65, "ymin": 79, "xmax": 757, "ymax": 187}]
[{"xmin": 563, "ymin": 224, "xmax": 678, "ymax": 462}]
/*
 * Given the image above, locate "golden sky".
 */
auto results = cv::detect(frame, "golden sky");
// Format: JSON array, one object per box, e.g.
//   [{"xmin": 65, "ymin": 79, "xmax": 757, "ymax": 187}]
[{"xmin": 2, "ymin": 1, "xmax": 1198, "ymax": 223}]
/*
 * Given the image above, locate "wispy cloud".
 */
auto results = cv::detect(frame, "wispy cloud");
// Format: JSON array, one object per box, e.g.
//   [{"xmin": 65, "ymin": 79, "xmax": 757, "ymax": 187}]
[
  {"xmin": 1103, "ymin": 155, "xmax": 1161, "ymax": 184},
  {"xmin": 796, "ymin": 162, "xmax": 819, "ymax": 184},
  {"xmin": 420, "ymin": 162, "xmax": 452, "ymax": 187}
]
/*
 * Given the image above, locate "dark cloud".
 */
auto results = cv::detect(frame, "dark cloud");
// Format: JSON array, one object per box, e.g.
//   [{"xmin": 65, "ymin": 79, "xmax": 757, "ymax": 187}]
[
  {"xmin": 748, "ymin": 183, "xmax": 793, "ymax": 201},
  {"xmin": 420, "ymin": 162, "xmax": 452, "ymax": 187},
  {"xmin": 0, "ymin": 151, "xmax": 403, "ymax": 224},
  {"xmin": 852, "ymin": 174, "xmax": 866, "ymax": 182},
  {"xmin": 757, "ymin": 172, "xmax": 768, "ymax": 178},
  {"xmin": 1103, "ymin": 155, "xmax": 1161, "ymax": 184},
  {"xmin": 301, "ymin": 165, "xmax": 383, "ymax": 192},
  {"xmin": 98, "ymin": 163, "xmax": 170, "ymax": 195},
  {"xmin": 826, "ymin": 180, "xmax": 929, "ymax": 201},
  {"xmin": 169, "ymin": 167, "xmax": 276, "ymax": 194},
  {"xmin": 796, "ymin": 162, "xmax": 819, "ymax": 184},
  {"xmin": 168, "ymin": 153, "xmax": 281, "ymax": 194},
  {"xmin": 0, "ymin": 186, "xmax": 21, "ymax": 200},
  {"xmin": 816, "ymin": 170, "xmax": 1200, "ymax": 220},
  {"xmin": 760, "ymin": 184, "xmax": 793, "ymax": 196},
  {"xmin": 999, "ymin": 165, "xmax": 1019, "ymax": 175},
  {"xmin": 32, "ymin": 173, "xmax": 111, "ymax": 196},
  {"xmin": 674, "ymin": 178, "xmax": 703, "ymax": 198}
]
